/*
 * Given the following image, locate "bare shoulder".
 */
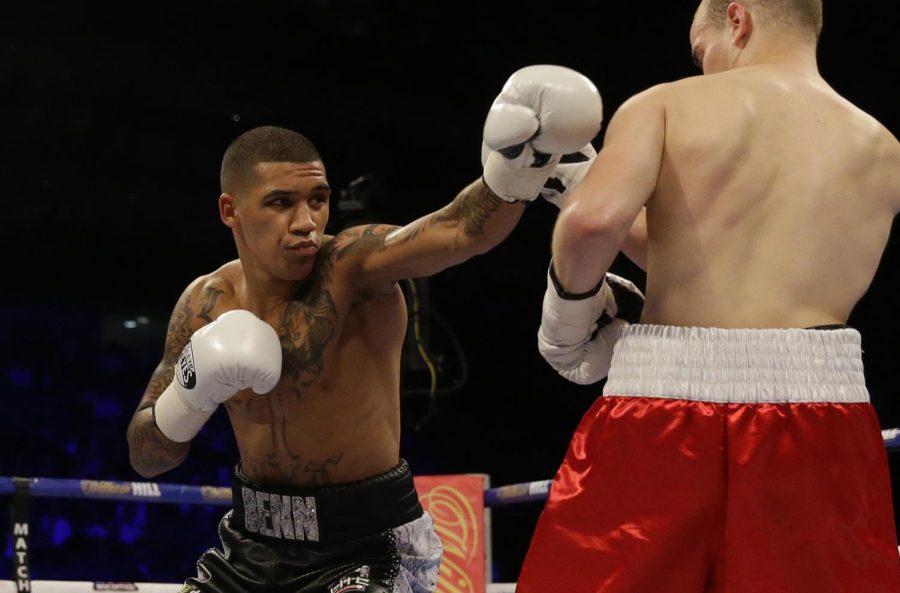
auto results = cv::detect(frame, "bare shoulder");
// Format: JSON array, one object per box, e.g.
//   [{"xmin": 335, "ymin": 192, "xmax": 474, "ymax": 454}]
[
  {"xmin": 864, "ymin": 111, "xmax": 900, "ymax": 154},
  {"xmin": 183, "ymin": 260, "xmax": 240, "ymax": 318},
  {"xmin": 651, "ymin": 70, "xmax": 763, "ymax": 103},
  {"xmin": 615, "ymin": 82, "xmax": 675, "ymax": 112},
  {"xmin": 596, "ymin": 84, "xmax": 672, "ymax": 150},
  {"xmin": 163, "ymin": 261, "xmax": 241, "ymax": 336},
  {"xmin": 321, "ymin": 224, "xmax": 402, "ymax": 281},
  {"xmin": 822, "ymin": 90, "xmax": 900, "ymax": 213}
]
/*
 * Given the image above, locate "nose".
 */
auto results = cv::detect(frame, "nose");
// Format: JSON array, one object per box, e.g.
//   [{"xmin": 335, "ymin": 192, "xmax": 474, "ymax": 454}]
[{"xmin": 289, "ymin": 204, "xmax": 316, "ymax": 235}]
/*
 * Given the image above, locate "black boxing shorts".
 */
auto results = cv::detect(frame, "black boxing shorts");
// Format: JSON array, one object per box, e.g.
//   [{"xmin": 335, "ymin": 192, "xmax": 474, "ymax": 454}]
[{"xmin": 179, "ymin": 460, "xmax": 442, "ymax": 593}]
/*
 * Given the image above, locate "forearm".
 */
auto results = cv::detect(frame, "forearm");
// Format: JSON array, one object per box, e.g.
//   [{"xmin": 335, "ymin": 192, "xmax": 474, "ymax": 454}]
[
  {"xmin": 380, "ymin": 179, "xmax": 526, "ymax": 277},
  {"xmin": 446, "ymin": 179, "xmax": 526, "ymax": 256},
  {"xmin": 127, "ymin": 402, "xmax": 190, "ymax": 478}
]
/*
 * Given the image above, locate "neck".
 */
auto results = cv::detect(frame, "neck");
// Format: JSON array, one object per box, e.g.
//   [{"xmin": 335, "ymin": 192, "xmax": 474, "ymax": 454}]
[
  {"xmin": 735, "ymin": 34, "xmax": 820, "ymax": 76},
  {"xmin": 240, "ymin": 276, "xmax": 297, "ymax": 318},
  {"xmin": 236, "ymin": 259, "xmax": 310, "ymax": 319}
]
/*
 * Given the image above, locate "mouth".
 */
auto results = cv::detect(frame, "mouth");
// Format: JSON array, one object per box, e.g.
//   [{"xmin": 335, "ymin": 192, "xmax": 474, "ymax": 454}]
[{"xmin": 287, "ymin": 241, "xmax": 318, "ymax": 256}]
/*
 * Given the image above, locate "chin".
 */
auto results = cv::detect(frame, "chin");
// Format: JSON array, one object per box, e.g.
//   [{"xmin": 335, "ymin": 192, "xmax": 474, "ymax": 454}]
[{"xmin": 282, "ymin": 262, "xmax": 316, "ymax": 282}]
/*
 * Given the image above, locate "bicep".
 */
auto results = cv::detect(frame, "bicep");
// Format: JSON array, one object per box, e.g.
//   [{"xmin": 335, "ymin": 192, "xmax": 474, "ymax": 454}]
[
  {"xmin": 333, "ymin": 181, "xmax": 513, "ymax": 291},
  {"xmin": 134, "ymin": 283, "xmax": 206, "ymax": 412},
  {"xmin": 330, "ymin": 219, "xmax": 454, "ymax": 293}
]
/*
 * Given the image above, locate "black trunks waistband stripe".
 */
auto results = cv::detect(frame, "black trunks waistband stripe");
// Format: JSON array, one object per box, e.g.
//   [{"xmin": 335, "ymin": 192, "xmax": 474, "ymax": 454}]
[
  {"xmin": 806, "ymin": 324, "xmax": 850, "ymax": 331},
  {"xmin": 231, "ymin": 460, "xmax": 424, "ymax": 546}
]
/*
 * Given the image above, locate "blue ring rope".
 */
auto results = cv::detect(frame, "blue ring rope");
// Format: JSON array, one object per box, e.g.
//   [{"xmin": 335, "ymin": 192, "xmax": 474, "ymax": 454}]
[{"xmin": 2, "ymin": 429, "xmax": 897, "ymax": 507}]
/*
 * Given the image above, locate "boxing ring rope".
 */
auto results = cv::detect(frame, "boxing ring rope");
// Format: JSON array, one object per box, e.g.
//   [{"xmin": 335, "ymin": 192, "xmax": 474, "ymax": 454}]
[
  {"xmin": 0, "ymin": 477, "xmax": 551, "ymax": 507},
  {"xmin": 4, "ymin": 429, "xmax": 900, "ymax": 593}
]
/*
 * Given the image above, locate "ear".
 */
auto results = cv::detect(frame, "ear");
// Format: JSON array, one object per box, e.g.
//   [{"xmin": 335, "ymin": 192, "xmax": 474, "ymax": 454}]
[
  {"xmin": 219, "ymin": 193, "xmax": 238, "ymax": 228},
  {"xmin": 726, "ymin": 2, "xmax": 753, "ymax": 48}
]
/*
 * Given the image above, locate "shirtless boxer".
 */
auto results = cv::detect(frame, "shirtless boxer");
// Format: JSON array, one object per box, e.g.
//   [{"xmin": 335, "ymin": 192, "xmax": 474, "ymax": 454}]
[
  {"xmin": 521, "ymin": 1, "xmax": 900, "ymax": 592},
  {"xmin": 125, "ymin": 65, "xmax": 602, "ymax": 593}
]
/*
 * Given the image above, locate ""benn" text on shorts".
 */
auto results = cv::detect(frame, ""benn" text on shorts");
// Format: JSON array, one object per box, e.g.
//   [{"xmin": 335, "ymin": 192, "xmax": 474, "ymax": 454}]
[{"xmin": 240, "ymin": 487, "xmax": 319, "ymax": 541}]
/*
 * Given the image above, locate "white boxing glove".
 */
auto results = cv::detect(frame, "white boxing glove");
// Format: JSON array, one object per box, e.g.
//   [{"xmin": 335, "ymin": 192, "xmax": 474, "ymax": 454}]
[
  {"xmin": 154, "ymin": 309, "xmax": 282, "ymax": 442},
  {"xmin": 482, "ymin": 65, "xmax": 603, "ymax": 202},
  {"xmin": 537, "ymin": 264, "xmax": 644, "ymax": 385}
]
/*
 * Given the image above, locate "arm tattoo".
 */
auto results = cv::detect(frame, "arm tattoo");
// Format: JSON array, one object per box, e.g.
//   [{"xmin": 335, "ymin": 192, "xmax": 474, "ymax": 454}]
[
  {"xmin": 127, "ymin": 403, "xmax": 189, "ymax": 476},
  {"xmin": 335, "ymin": 185, "xmax": 503, "ymax": 257},
  {"xmin": 164, "ymin": 291, "xmax": 195, "ymax": 369},
  {"xmin": 335, "ymin": 225, "xmax": 393, "ymax": 260},
  {"xmin": 140, "ymin": 290, "xmax": 194, "ymax": 409},
  {"xmin": 196, "ymin": 287, "xmax": 223, "ymax": 323},
  {"xmin": 434, "ymin": 182, "xmax": 504, "ymax": 236},
  {"xmin": 127, "ymin": 289, "xmax": 196, "ymax": 476},
  {"xmin": 387, "ymin": 183, "xmax": 505, "ymax": 247}
]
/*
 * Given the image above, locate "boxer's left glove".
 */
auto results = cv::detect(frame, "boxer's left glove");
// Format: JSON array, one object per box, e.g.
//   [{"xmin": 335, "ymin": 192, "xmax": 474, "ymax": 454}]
[
  {"xmin": 153, "ymin": 309, "xmax": 282, "ymax": 442},
  {"xmin": 482, "ymin": 65, "xmax": 603, "ymax": 202},
  {"xmin": 537, "ymin": 264, "xmax": 644, "ymax": 385}
]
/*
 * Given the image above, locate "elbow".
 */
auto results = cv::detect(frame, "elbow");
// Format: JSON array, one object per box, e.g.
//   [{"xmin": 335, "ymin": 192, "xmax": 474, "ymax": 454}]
[
  {"xmin": 558, "ymin": 182, "xmax": 646, "ymax": 244},
  {"xmin": 131, "ymin": 463, "xmax": 161, "ymax": 480},
  {"xmin": 128, "ymin": 448, "xmax": 160, "ymax": 479},
  {"xmin": 558, "ymin": 203, "xmax": 623, "ymax": 243},
  {"xmin": 127, "ymin": 426, "xmax": 186, "ymax": 479},
  {"xmin": 452, "ymin": 229, "xmax": 494, "ymax": 261},
  {"xmin": 467, "ymin": 237, "xmax": 497, "ymax": 258},
  {"xmin": 128, "ymin": 448, "xmax": 182, "ymax": 479}
]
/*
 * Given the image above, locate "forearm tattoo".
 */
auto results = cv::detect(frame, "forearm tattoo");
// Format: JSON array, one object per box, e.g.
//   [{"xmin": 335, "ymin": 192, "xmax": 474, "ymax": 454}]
[
  {"xmin": 435, "ymin": 182, "xmax": 504, "ymax": 236},
  {"xmin": 127, "ymin": 290, "xmax": 195, "ymax": 475},
  {"xmin": 381, "ymin": 182, "xmax": 505, "ymax": 248}
]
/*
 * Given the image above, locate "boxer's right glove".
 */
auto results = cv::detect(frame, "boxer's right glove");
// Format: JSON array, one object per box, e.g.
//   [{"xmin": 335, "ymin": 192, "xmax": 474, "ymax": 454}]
[
  {"xmin": 537, "ymin": 264, "xmax": 644, "ymax": 385},
  {"xmin": 153, "ymin": 309, "xmax": 282, "ymax": 442},
  {"xmin": 482, "ymin": 65, "xmax": 603, "ymax": 202}
]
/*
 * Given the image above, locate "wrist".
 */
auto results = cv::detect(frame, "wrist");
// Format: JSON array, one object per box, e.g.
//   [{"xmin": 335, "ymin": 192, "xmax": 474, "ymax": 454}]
[
  {"xmin": 153, "ymin": 382, "xmax": 216, "ymax": 443},
  {"xmin": 482, "ymin": 151, "xmax": 554, "ymax": 202},
  {"xmin": 549, "ymin": 262, "xmax": 605, "ymax": 300}
]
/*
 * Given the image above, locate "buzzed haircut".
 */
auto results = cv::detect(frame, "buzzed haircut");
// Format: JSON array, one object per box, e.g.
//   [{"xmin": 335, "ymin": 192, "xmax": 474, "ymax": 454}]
[
  {"xmin": 702, "ymin": 0, "xmax": 823, "ymax": 40},
  {"xmin": 220, "ymin": 126, "xmax": 321, "ymax": 195}
]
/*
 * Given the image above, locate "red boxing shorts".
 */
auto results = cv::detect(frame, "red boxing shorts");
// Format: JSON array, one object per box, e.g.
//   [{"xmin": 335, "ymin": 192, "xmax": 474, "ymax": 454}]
[{"xmin": 517, "ymin": 325, "xmax": 900, "ymax": 593}]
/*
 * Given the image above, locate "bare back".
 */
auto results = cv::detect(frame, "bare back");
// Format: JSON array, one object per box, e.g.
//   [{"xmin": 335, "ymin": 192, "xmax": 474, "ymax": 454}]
[{"xmin": 644, "ymin": 66, "xmax": 900, "ymax": 328}]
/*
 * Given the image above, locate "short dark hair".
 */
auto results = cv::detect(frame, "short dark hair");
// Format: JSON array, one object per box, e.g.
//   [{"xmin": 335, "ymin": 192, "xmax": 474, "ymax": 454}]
[
  {"xmin": 220, "ymin": 126, "xmax": 321, "ymax": 195},
  {"xmin": 702, "ymin": 0, "xmax": 823, "ymax": 40}
]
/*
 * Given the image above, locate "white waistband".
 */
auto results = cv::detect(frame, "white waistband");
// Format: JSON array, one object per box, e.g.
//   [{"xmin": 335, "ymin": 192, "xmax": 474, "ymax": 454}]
[{"xmin": 602, "ymin": 325, "xmax": 869, "ymax": 404}]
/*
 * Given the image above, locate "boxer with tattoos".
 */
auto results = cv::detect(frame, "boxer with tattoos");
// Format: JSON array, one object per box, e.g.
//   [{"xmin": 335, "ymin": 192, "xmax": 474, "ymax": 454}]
[{"xmin": 125, "ymin": 64, "xmax": 602, "ymax": 593}]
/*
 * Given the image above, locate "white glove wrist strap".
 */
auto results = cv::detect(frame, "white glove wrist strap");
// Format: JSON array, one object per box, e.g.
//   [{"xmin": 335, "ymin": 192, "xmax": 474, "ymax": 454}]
[
  {"xmin": 153, "ymin": 382, "xmax": 215, "ymax": 443},
  {"xmin": 539, "ymin": 268, "xmax": 613, "ymax": 346},
  {"xmin": 483, "ymin": 151, "xmax": 555, "ymax": 202}
]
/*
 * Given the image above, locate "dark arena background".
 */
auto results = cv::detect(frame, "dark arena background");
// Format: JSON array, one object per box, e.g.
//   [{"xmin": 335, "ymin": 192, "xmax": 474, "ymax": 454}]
[{"xmin": 2, "ymin": 0, "xmax": 898, "ymax": 585}]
